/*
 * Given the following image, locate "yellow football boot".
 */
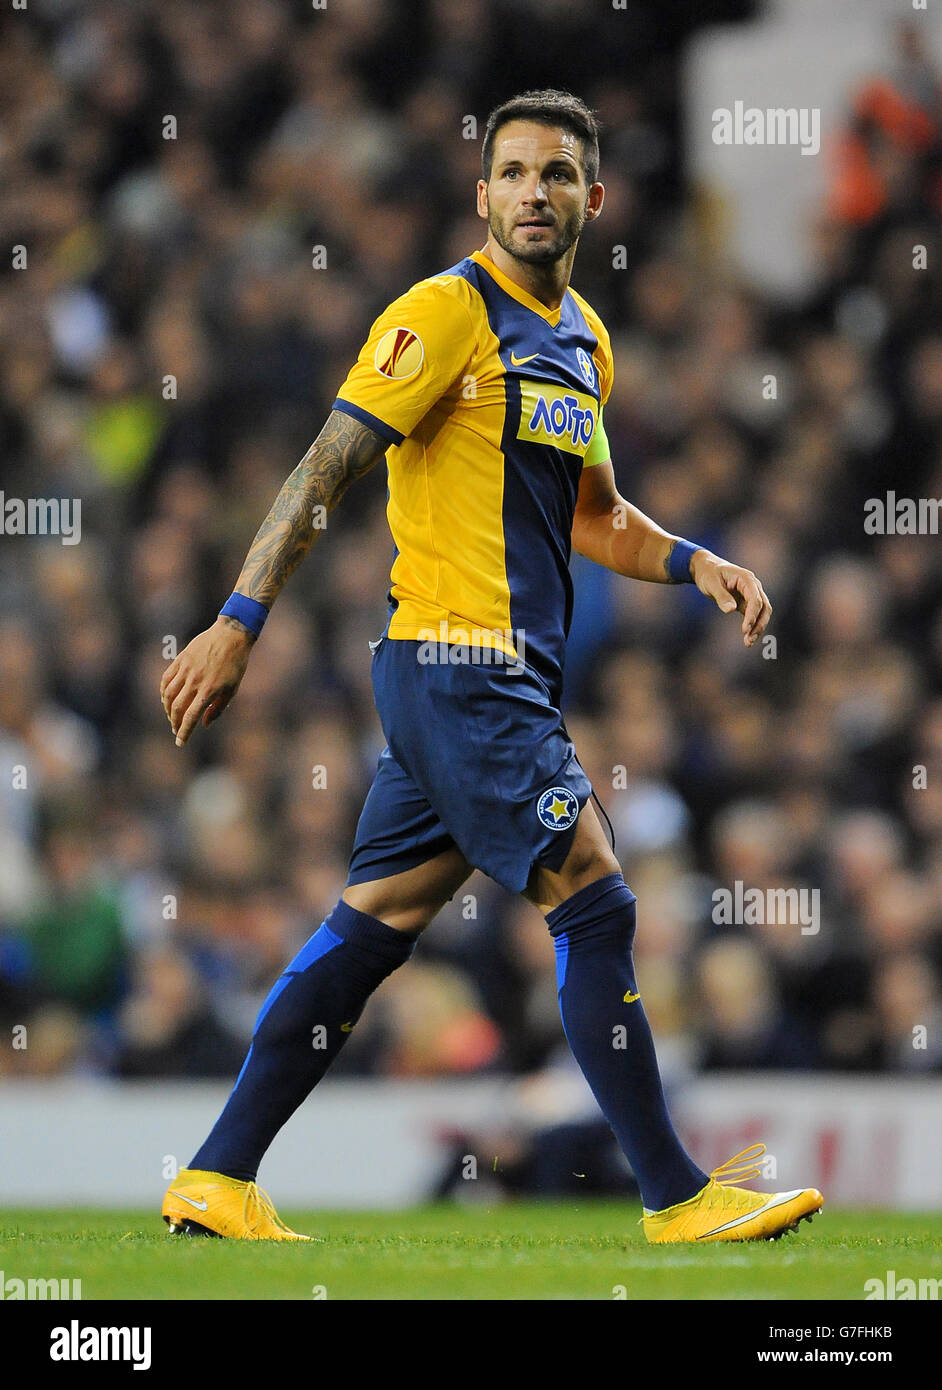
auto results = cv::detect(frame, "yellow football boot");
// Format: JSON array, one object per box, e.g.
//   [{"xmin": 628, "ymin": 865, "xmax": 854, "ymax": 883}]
[
  {"xmin": 643, "ymin": 1144, "xmax": 823, "ymax": 1244},
  {"xmin": 162, "ymin": 1168, "xmax": 311, "ymax": 1240}
]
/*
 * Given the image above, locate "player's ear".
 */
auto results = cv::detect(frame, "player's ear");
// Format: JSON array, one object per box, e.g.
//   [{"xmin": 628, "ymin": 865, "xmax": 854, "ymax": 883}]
[
  {"xmin": 476, "ymin": 179, "xmax": 489, "ymax": 219},
  {"xmin": 584, "ymin": 181, "xmax": 604, "ymax": 222}
]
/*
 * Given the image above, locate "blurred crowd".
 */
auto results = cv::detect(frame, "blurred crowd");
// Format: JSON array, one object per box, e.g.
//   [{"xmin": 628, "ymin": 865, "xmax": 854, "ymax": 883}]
[{"xmin": 1, "ymin": 1, "xmax": 941, "ymax": 1097}]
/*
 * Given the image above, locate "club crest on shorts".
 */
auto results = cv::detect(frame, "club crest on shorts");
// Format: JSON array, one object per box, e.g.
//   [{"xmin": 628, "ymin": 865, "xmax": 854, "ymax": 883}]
[
  {"xmin": 537, "ymin": 786, "xmax": 578, "ymax": 831},
  {"xmin": 374, "ymin": 327, "xmax": 424, "ymax": 380}
]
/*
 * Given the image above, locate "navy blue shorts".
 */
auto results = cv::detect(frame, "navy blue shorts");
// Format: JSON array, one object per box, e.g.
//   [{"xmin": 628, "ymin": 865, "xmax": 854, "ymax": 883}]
[{"xmin": 346, "ymin": 637, "xmax": 592, "ymax": 895}]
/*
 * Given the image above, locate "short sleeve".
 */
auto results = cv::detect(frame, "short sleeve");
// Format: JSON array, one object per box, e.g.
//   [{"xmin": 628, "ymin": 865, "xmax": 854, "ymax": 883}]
[
  {"xmin": 569, "ymin": 286, "xmax": 614, "ymax": 409},
  {"xmin": 583, "ymin": 409, "xmax": 611, "ymax": 467},
  {"xmin": 594, "ymin": 323, "xmax": 614, "ymax": 408},
  {"xmin": 334, "ymin": 278, "xmax": 475, "ymax": 446}
]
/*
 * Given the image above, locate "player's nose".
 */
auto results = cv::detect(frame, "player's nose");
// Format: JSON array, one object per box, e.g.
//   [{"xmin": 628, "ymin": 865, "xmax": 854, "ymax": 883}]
[{"xmin": 520, "ymin": 178, "xmax": 548, "ymax": 204}]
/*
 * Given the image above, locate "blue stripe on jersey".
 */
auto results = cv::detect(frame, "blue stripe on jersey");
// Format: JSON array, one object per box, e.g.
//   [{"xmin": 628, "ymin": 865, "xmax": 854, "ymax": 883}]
[
  {"xmin": 501, "ymin": 370, "xmax": 581, "ymax": 697},
  {"xmin": 459, "ymin": 257, "xmax": 601, "ymax": 698}
]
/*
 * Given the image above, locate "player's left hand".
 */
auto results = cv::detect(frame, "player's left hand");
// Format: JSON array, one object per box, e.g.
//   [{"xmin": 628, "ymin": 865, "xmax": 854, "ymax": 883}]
[{"xmin": 689, "ymin": 550, "xmax": 772, "ymax": 648}]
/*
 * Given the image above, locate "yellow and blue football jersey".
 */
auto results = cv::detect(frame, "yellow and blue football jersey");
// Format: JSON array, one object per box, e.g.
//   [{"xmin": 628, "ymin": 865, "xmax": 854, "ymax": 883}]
[{"xmin": 334, "ymin": 247, "xmax": 613, "ymax": 694}]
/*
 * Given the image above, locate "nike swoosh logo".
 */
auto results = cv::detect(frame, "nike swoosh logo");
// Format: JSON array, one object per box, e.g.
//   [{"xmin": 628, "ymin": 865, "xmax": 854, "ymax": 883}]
[
  {"xmin": 510, "ymin": 352, "xmax": 539, "ymax": 366},
  {"xmin": 340, "ymin": 1021, "xmax": 355, "ymax": 1032},
  {"xmin": 623, "ymin": 989, "xmax": 641, "ymax": 1003},
  {"xmin": 169, "ymin": 1191, "xmax": 209, "ymax": 1212},
  {"xmin": 698, "ymin": 1189, "xmax": 808, "ymax": 1238}
]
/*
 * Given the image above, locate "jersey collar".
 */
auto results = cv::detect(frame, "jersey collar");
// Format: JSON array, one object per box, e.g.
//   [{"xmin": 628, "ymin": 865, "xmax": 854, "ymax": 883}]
[{"xmin": 471, "ymin": 249, "xmax": 565, "ymax": 327}]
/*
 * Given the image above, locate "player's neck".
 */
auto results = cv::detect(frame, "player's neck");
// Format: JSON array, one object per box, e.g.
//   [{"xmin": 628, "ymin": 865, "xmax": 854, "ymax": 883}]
[{"xmin": 481, "ymin": 237, "xmax": 574, "ymax": 311}]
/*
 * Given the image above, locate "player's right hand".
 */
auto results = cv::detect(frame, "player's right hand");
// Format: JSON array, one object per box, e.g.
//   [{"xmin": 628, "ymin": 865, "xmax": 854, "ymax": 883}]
[{"xmin": 160, "ymin": 617, "xmax": 254, "ymax": 746}]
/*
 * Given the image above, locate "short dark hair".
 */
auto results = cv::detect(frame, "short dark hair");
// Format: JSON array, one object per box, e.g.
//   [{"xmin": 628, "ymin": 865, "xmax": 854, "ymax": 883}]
[{"xmin": 481, "ymin": 89, "xmax": 601, "ymax": 187}]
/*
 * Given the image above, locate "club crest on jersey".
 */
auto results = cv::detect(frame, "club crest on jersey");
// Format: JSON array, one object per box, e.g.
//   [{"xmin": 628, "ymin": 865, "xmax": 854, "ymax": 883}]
[
  {"xmin": 537, "ymin": 786, "xmax": 578, "ymax": 831},
  {"xmin": 374, "ymin": 327, "xmax": 424, "ymax": 380},
  {"xmin": 577, "ymin": 347, "xmax": 596, "ymax": 390},
  {"xmin": 518, "ymin": 381, "xmax": 597, "ymax": 455}
]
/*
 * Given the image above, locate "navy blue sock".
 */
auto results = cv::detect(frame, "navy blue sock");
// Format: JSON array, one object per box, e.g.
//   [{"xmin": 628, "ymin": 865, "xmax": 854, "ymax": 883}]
[
  {"xmin": 547, "ymin": 873, "xmax": 708, "ymax": 1211},
  {"xmin": 190, "ymin": 899, "xmax": 416, "ymax": 1181}
]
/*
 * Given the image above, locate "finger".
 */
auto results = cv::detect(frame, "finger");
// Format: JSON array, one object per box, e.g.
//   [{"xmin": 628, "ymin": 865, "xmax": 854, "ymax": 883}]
[
  {"xmin": 739, "ymin": 578, "xmax": 764, "ymax": 635},
  {"xmin": 160, "ymin": 659, "xmax": 181, "ymax": 700},
  {"xmin": 175, "ymin": 689, "xmax": 212, "ymax": 747},
  {"xmin": 202, "ymin": 691, "xmax": 233, "ymax": 726},
  {"xmin": 745, "ymin": 595, "xmax": 773, "ymax": 646},
  {"xmin": 161, "ymin": 668, "xmax": 187, "ymax": 716},
  {"xmin": 169, "ymin": 679, "xmax": 198, "ymax": 736},
  {"xmin": 708, "ymin": 576, "xmax": 738, "ymax": 613},
  {"xmin": 757, "ymin": 595, "xmax": 773, "ymax": 637},
  {"xmin": 752, "ymin": 587, "xmax": 772, "ymax": 629}
]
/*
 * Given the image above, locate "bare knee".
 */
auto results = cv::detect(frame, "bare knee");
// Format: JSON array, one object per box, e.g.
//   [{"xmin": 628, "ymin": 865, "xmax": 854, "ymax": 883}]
[
  {"xmin": 527, "ymin": 847, "xmax": 621, "ymax": 914},
  {"xmin": 525, "ymin": 802, "xmax": 621, "ymax": 914},
  {"xmin": 342, "ymin": 882, "xmax": 435, "ymax": 934},
  {"xmin": 342, "ymin": 848, "xmax": 472, "ymax": 935}
]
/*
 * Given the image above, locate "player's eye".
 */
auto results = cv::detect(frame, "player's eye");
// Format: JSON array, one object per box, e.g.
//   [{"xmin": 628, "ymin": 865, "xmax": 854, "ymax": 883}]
[{"xmin": 503, "ymin": 169, "xmax": 520, "ymax": 179}]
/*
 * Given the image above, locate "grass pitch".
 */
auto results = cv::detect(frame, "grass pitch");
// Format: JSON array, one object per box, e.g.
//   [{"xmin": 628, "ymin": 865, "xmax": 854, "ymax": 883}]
[{"xmin": 1, "ymin": 1205, "xmax": 938, "ymax": 1300}]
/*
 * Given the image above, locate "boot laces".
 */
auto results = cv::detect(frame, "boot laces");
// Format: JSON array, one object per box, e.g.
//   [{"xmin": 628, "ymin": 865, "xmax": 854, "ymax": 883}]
[
  {"xmin": 710, "ymin": 1142, "xmax": 766, "ymax": 1187},
  {"xmin": 242, "ymin": 1181, "xmax": 294, "ymax": 1236},
  {"xmin": 639, "ymin": 1142, "xmax": 768, "ymax": 1225}
]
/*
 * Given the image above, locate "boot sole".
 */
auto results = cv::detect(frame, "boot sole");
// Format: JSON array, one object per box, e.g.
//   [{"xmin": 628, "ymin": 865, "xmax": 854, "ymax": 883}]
[{"xmin": 164, "ymin": 1214, "xmax": 223, "ymax": 1238}]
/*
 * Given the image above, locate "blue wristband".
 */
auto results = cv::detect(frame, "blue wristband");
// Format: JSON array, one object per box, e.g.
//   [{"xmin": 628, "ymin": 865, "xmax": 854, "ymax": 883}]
[
  {"xmin": 667, "ymin": 539, "xmax": 702, "ymax": 584},
  {"xmin": 219, "ymin": 592, "xmax": 269, "ymax": 637}
]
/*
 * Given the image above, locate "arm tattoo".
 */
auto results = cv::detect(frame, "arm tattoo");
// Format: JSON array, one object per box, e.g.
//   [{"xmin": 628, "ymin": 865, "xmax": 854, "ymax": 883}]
[
  {"xmin": 663, "ymin": 538, "xmax": 679, "ymax": 582},
  {"xmin": 233, "ymin": 409, "xmax": 387, "ymax": 608}
]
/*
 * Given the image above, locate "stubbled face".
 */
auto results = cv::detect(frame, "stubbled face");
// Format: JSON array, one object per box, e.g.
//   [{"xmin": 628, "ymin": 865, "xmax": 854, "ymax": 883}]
[{"xmin": 479, "ymin": 120, "xmax": 599, "ymax": 266}]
